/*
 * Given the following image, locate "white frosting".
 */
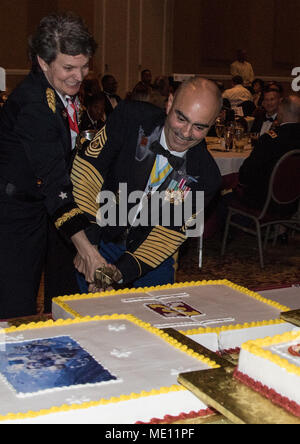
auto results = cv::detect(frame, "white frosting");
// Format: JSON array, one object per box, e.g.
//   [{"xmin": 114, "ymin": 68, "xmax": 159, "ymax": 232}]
[
  {"xmin": 218, "ymin": 323, "xmax": 299, "ymax": 351},
  {"xmin": 52, "ymin": 285, "xmax": 282, "ymax": 330},
  {"xmin": 1, "ymin": 390, "xmax": 208, "ymax": 424},
  {"xmin": 237, "ymin": 345, "xmax": 300, "ymax": 406},
  {"xmin": 0, "ymin": 318, "xmax": 211, "ymax": 423},
  {"xmin": 258, "ymin": 287, "xmax": 300, "ymax": 311},
  {"xmin": 187, "ymin": 323, "xmax": 298, "ymax": 353}
]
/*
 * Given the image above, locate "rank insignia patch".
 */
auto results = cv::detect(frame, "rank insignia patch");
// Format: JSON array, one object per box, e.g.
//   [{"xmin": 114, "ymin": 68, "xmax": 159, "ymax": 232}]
[{"xmin": 86, "ymin": 126, "xmax": 107, "ymax": 158}]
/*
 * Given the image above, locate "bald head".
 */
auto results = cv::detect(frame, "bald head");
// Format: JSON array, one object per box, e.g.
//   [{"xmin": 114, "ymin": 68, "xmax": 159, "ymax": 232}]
[
  {"xmin": 175, "ymin": 77, "xmax": 223, "ymax": 114},
  {"xmin": 164, "ymin": 77, "xmax": 222, "ymax": 152},
  {"xmin": 278, "ymin": 95, "xmax": 300, "ymax": 124}
]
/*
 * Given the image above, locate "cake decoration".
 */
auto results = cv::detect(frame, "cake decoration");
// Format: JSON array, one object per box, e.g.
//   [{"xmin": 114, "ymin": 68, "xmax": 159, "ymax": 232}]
[
  {"xmin": 235, "ymin": 331, "xmax": 300, "ymax": 417},
  {"xmin": 0, "ymin": 336, "xmax": 118, "ymax": 397},
  {"xmin": 0, "ymin": 315, "xmax": 218, "ymax": 423},
  {"xmin": 288, "ymin": 345, "xmax": 300, "ymax": 357},
  {"xmin": 52, "ymin": 280, "xmax": 291, "ymax": 332}
]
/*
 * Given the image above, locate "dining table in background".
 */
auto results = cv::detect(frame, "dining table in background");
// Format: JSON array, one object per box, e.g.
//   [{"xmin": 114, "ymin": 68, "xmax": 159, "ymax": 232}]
[
  {"xmin": 206, "ymin": 136, "xmax": 252, "ymax": 189},
  {"xmin": 201, "ymin": 137, "xmax": 253, "ymax": 241}
]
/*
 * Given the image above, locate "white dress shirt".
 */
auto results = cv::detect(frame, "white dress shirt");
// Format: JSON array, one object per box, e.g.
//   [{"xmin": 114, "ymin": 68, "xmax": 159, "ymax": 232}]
[
  {"xmin": 260, "ymin": 113, "xmax": 277, "ymax": 136},
  {"xmin": 230, "ymin": 61, "xmax": 255, "ymax": 86},
  {"xmin": 223, "ymin": 84, "xmax": 253, "ymax": 108}
]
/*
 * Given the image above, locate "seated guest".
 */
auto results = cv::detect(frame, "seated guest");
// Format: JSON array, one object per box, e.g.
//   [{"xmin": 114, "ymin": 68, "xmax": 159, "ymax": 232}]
[
  {"xmin": 0, "ymin": 91, "xmax": 8, "ymax": 108},
  {"xmin": 207, "ymin": 100, "xmax": 234, "ymax": 137},
  {"xmin": 238, "ymin": 95, "xmax": 300, "ymax": 210},
  {"xmin": 101, "ymin": 74, "xmax": 121, "ymax": 117},
  {"xmin": 223, "ymin": 76, "xmax": 253, "ymax": 110},
  {"xmin": 265, "ymin": 80, "xmax": 284, "ymax": 95},
  {"xmin": 130, "ymin": 83, "xmax": 151, "ymax": 102},
  {"xmin": 149, "ymin": 76, "xmax": 170, "ymax": 109},
  {"xmin": 79, "ymin": 76, "xmax": 102, "ymax": 108},
  {"xmin": 79, "ymin": 92, "xmax": 106, "ymax": 132},
  {"xmin": 251, "ymin": 78, "xmax": 265, "ymax": 108},
  {"xmin": 218, "ymin": 96, "xmax": 300, "ymax": 228},
  {"xmin": 230, "ymin": 49, "xmax": 255, "ymax": 87},
  {"xmin": 251, "ymin": 87, "xmax": 282, "ymax": 136},
  {"xmin": 133, "ymin": 69, "xmax": 153, "ymax": 96}
]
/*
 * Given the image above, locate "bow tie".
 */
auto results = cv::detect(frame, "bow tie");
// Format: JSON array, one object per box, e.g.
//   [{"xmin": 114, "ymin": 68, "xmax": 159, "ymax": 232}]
[
  {"xmin": 149, "ymin": 141, "xmax": 185, "ymax": 171},
  {"xmin": 264, "ymin": 116, "xmax": 275, "ymax": 123},
  {"xmin": 105, "ymin": 92, "xmax": 117, "ymax": 99}
]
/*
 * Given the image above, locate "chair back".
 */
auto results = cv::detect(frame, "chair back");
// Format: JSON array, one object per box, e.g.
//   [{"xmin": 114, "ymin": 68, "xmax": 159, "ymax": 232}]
[
  {"xmin": 259, "ymin": 150, "xmax": 300, "ymax": 218},
  {"xmin": 241, "ymin": 100, "xmax": 256, "ymax": 117},
  {"xmin": 271, "ymin": 149, "xmax": 300, "ymax": 204}
]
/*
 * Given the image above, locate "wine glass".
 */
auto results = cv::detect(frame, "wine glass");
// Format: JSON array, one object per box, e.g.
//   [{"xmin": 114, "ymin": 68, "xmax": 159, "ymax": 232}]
[{"xmin": 215, "ymin": 118, "xmax": 225, "ymax": 143}]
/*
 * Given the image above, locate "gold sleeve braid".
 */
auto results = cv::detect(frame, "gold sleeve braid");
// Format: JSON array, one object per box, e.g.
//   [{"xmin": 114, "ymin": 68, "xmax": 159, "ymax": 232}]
[
  {"xmin": 133, "ymin": 226, "xmax": 187, "ymax": 268},
  {"xmin": 54, "ymin": 208, "xmax": 84, "ymax": 229},
  {"xmin": 71, "ymin": 155, "xmax": 104, "ymax": 218}
]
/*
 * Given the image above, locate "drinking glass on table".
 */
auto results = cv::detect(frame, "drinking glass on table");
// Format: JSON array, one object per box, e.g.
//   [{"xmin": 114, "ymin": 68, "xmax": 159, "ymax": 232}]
[
  {"xmin": 224, "ymin": 127, "xmax": 234, "ymax": 151},
  {"xmin": 250, "ymin": 132, "xmax": 259, "ymax": 147},
  {"xmin": 215, "ymin": 118, "xmax": 225, "ymax": 143},
  {"xmin": 234, "ymin": 128, "xmax": 247, "ymax": 153}
]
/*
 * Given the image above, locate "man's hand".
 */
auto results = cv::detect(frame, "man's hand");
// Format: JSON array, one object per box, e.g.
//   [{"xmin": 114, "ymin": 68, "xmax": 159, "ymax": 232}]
[
  {"xmin": 89, "ymin": 264, "xmax": 123, "ymax": 294},
  {"xmin": 71, "ymin": 231, "xmax": 107, "ymax": 284}
]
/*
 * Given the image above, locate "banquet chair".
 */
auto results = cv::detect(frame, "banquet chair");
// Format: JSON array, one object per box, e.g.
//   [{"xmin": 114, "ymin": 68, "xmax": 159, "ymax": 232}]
[
  {"xmin": 221, "ymin": 149, "xmax": 300, "ymax": 268},
  {"xmin": 240, "ymin": 100, "xmax": 256, "ymax": 117}
]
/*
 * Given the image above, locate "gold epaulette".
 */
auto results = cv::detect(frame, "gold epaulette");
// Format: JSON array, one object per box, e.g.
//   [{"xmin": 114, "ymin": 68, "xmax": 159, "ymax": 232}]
[
  {"xmin": 267, "ymin": 130, "xmax": 278, "ymax": 139},
  {"xmin": 46, "ymin": 88, "xmax": 56, "ymax": 113}
]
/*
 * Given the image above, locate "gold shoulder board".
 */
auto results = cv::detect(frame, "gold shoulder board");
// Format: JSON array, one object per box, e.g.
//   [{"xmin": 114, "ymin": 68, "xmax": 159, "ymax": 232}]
[{"xmin": 46, "ymin": 88, "xmax": 56, "ymax": 113}]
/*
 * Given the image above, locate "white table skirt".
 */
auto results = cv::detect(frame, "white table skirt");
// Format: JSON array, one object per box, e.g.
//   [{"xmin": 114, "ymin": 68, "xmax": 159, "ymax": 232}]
[{"xmin": 206, "ymin": 137, "xmax": 251, "ymax": 176}]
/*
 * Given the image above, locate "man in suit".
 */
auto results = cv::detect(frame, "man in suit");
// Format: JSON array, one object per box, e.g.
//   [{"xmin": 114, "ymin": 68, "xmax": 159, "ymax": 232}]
[
  {"xmin": 238, "ymin": 95, "xmax": 300, "ymax": 209},
  {"xmin": 251, "ymin": 88, "xmax": 282, "ymax": 136},
  {"xmin": 0, "ymin": 14, "xmax": 107, "ymax": 318},
  {"xmin": 101, "ymin": 74, "xmax": 121, "ymax": 117},
  {"xmin": 72, "ymin": 77, "xmax": 222, "ymax": 293}
]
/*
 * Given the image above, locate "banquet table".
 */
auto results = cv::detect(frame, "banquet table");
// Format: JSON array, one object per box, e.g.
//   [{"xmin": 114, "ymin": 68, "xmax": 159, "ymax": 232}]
[{"xmin": 206, "ymin": 137, "xmax": 252, "ymax": 177}]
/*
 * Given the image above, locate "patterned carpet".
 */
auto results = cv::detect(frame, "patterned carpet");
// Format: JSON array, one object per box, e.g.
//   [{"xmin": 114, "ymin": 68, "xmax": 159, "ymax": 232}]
[{"xmin": 177, "ymin": 230, "xmax": 300, "ymax": 290}]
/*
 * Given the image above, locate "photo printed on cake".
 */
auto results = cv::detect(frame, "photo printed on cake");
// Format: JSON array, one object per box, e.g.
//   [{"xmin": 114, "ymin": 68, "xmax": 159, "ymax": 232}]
[{"xmin": 0, "ymin": 336, "xmax": 118, "ymax": 396}]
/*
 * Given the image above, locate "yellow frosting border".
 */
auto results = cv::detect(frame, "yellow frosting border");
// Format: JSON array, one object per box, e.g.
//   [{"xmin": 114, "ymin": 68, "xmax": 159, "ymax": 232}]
[
  {"xmin": 241, "ymin": 330, "xmax": 300, "ymax": 377},
  {"xmin": 0, "ymin": 314, "xmax": 219, "ymax": 423},
  {"xmin": 53, "ymin": 279, "xmax": 291, "ymax": 331},
  {"xmin": 181, "ymin": 319, "xmax": 286, "ymax": 337}
]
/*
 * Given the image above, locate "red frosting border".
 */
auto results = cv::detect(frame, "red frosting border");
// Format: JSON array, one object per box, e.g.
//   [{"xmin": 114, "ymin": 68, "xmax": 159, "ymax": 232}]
[
  {"xmin": 135, "ymin": 408, "xmax": 216, "ymax": 424},
  {"xmin": 234, "ymin": 368, "xmax": 300, "ymax": 418}
]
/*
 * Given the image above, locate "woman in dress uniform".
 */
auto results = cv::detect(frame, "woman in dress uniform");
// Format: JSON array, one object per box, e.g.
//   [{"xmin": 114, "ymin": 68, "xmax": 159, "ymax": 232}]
[{"xmin": 0, "ymin": 13, "xmax": 107, "ymax": 318}]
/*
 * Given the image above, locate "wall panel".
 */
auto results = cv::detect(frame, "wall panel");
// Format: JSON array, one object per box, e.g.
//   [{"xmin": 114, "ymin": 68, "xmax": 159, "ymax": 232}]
[
  {"xmin": 141, "ymin": 0, "xmax": 166, "ymax": 78},
  {"xmin": 273, "ymin": 0, "xmax": 300, "ymax": 67}
]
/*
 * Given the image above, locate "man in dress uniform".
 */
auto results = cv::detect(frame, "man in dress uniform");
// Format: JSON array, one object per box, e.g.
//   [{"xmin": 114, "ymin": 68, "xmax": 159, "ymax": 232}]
[
  {"xmin": 251, "ymin": 87, "xmax": 282, "ymax": 136},
  {"xmin": 72, "ymin": 77, "xmax": 223, "ymax": 293},
  {"xmin": 0, "ymin": 14, "xmax": 107, "ymax": 318},
  {"xmin": 238, "ymin": 95, "xmax": 300, "ymax": 209}
]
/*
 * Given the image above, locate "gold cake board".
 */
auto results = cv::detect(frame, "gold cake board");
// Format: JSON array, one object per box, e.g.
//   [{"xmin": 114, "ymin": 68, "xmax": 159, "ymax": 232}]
[
  {"xmin": 178, "ymin": 367, "xmax": 300, "ymax": 424},
  {"xmin": 167, "ymin": 329, "xmax": 300, "ymax": 424},
  {"xmin": 280, "ymin": 309, "xmax": 300, "ymax": 327}
]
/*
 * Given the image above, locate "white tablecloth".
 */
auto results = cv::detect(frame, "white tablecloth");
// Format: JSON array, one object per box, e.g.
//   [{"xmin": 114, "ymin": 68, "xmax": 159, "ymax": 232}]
[{"xmin": 206, "ymin": 137, "xmax": 251, "ymax": 176}]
